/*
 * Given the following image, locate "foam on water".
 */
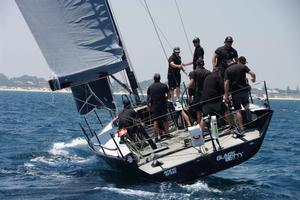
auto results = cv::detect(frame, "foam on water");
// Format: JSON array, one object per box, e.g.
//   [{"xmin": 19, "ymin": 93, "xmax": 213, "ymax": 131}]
[
  {"xmin": 179, "ymin": 180, "xmax": 222, "ymax": 193},
  {"xmin": 49, "ymin": 137, "xmax": 87, "ymax": 156},
  {"xmin": 95, "ymin": 186, "xmax": 156, "ymax": 197}
]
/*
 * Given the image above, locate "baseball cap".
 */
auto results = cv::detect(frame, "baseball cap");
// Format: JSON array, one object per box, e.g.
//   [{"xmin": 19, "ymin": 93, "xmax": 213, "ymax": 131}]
[
  {"xmin": 173, "ymin": 47, "xmax": 180, "ymax": 53},
  {"xmin": 224, "ymin": 36, "xmax": 233, "ymax": 42},
  {"xmin": 238, "ymin": 56, "xmax": 247, "ymax": 64}
]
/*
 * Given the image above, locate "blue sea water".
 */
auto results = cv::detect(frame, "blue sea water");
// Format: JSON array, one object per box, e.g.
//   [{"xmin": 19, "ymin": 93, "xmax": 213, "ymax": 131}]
[{"xmin": 0, "ymin": 90, "xmax": 299, "ymax": 200}]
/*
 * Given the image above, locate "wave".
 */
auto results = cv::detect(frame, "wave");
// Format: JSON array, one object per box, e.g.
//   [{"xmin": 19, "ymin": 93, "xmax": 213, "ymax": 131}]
[
  {"xmin": 179, "ymin": 180, "xmax": 222, "ymax": 193},
  {"xmin": 94, "ymin": 186, "xmax": 156, "ymax": 197},
  {"xmin": 49, "ymin": 137, "xmax": 87, "ymax": 156}
]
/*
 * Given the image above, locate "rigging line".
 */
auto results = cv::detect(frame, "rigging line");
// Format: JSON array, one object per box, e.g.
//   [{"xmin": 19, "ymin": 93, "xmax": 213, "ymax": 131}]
[
  {"xmin": 108, "ymin": 0, "xmax": 143, "ymax": 97},
  {"xmin": 138, "ymin": 0, "xmax": 173, "ymax": 49},
  {"xmin": 143, "ymin": 0, "xmax": 169, "ymax": 60},
  {"xmin": 174, "ymin": 0, "xmax": 193, "ymax": 56}
]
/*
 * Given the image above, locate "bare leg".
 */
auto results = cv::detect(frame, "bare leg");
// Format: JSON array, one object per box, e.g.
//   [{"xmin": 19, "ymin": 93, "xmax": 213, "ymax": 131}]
[
  {"xmin": 163, "ymin": 119, "xmax": 169, "ymax": 134},
  {"xmin": 196, "ymin": 111, "xmax": 205, "ymax": 132},
  {"xmin": 236, "ymin": 110, "xmax": 244, "ymax": 129},
  {"xmin": 200, "ymin": 117, "xmax": 205, "ymax": 130},
  {"xmin": 181, "ymin": 110, "xmax": 191, "ymax": 127},
  {"xmin": 153, "ymin": 120, "xmax": 159, "ymax": 139},
  {"xmin": 175, "ymin": 87, "xmax": 180, "ymax": 101},
  {"xmin": 224, "ymin": 110, "xmax": 234, "ymax": 127},
  {"xmin": 170, "ymin": 90, "xmax": 174, "ymax": 102}
]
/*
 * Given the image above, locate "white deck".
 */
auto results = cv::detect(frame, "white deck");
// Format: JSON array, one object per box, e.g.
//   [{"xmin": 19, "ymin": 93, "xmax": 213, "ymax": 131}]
[{"xmin": 138, "ymin": 129, "xmax": 260, "ymax": 175}]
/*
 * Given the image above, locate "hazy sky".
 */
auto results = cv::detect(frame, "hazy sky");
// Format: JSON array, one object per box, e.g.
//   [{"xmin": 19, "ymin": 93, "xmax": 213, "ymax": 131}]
[{"xmin": 0, "ymin": 0, "xmax": 299, "ymax": 89}]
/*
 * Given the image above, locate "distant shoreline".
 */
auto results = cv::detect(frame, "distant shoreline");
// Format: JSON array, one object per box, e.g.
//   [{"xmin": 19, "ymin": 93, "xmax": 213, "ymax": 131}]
[{"xmin": 1, "ymin": 87, "xmax": 300, "ymax": 101}]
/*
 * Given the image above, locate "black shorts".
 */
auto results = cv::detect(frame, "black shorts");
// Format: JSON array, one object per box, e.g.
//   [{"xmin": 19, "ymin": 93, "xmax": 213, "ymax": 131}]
[
  {"xmin": 191, "ymin": 95, "xmax": 202, "ymax": 112},
  {"xmin": 232, "ymin": 92, "xmax": 249, "ymax": 110},
  {"xmin": 151, "ymin": 107, "xmax": 168, "ymax": 121},
  {"xmin": 202, "ymin": 101, "xmax": 227, "ymax": 116},
  {"xmin": 168, "ymin": 72, "xmax": 181, "ymax": 90}
]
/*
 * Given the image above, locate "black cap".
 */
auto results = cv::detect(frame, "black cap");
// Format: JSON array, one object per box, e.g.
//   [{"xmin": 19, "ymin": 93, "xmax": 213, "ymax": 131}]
[
  {"xmin": 224, "ymin": 36, "xmax": 233, "ymax": 42},
  {"xmin": 173, "ymin": 47, "xmax": 180, "ymax": 53},
  {"xmin": 196, "ymin": 58, "xmax": 205, "ymax": 66},
  {"xmin": 123, "ymin": 99, "xmax": 131, "ymax": 108},
  {"xmin": 238, "ymin": 56, "xmax": 247, "ymax": 64},
  {"xmin": 192, "ymin": 37, "xmax": 200, "ymax": 43},
  {"xmin": 153, "ymin": 73, "xmax": 161, "ymax": 82}
]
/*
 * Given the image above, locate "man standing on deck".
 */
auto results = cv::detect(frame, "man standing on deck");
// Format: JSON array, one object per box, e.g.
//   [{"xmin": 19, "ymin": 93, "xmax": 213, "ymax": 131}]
[
  {"xmin": 188, "ymin": 58, "xmax": 211, "ymax": 129},
  {"xmin": 192, "ymin": 37, "xmax": 205, "ymax": 70},
  {"xmin": 147, "ymin": 73, "xmax": 170, "ymax": 142},
  {"xmin": 201, "ymin": 67, "xmax": 231, "ymax": 130},
  {"xmin": 212, "ymin": 36, "xmax": 238, "ymax": 77},
  {"xmin": 168, "ymin": 47, "xmax": 188, "ymax": 102},
  {"xmin": 184, "ymin": 37, "xmax": 205, "ymax": 71},
  {"xmin": 224, "ymin": 56, "xmax": 256, "ymax": 133}
]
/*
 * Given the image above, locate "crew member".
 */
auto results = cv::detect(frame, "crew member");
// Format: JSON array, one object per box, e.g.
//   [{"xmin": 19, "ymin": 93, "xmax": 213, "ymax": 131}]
[
  {"xmin": 201, "ymin": 67, "xmax": 231, "ymax": 130},
  {"xmin": 212, "ymin": 36, "xmax": 238, "ymax": 77},
  {"xmin": 183, "ymin": 37, "xmax": 205, "ymax": 71},
  {"xmin": 224, "ymin": 56, "xmax": 256, "ymax": 132},
  {"xmin": 147, "ymin": 73, "xmax": 170, "ymax": 142},
  {"xmin": 168, "ymin": 47, "xmax": 185, "ymax": 102},
  {"xmin": 188, "ymin": 58, "xmax": 211, "ymax": 128},
  {"xmin": 192, "ymin": 37, "xmax": 204, "ymax": 70},
  {"xmin": 118, "ymin": 99, "xmax": 140, "ymax": 143}
]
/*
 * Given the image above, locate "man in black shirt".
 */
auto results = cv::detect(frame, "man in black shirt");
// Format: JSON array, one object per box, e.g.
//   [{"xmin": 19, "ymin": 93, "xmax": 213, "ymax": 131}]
[
  {"xmin": 224, "ymin": 56, "xmax": 256, "ymax": 132},
  {"xmin": 118, "ymin": 99, "xmax": 140, "ymax": 143},
  {"xmin": 201, "ymin": 67, "xmax": 231, "ymax": 129},
  {"xmin": 192, "ymin": 37, "xmax": 204, "ymax": 70},
  {"xmin": 168, "ymin": 47, "xmax": 186, "ymax": 102},
  {"xmin": 188, "ymin": 58, "xmax": 211, "ymax": 128},
  {"xmin": 147, "ymin": 73, "xmax": 170, "ymax": 142},
  {"xmin": 212, "ymin": 36, "xmax": 238, "ymax": 77}
]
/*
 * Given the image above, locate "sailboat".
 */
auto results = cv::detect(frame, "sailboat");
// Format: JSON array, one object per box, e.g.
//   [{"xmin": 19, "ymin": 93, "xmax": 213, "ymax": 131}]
[{"xmin": 16, "ymin": 0, "xmax": 273, "ymax": 182}]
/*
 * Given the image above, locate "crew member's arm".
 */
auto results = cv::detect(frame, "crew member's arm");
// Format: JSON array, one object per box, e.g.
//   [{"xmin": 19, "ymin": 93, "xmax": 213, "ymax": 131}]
[
  {"xmin": 146, "ymin": 87, "xmax": 151, "ymax": 107},
  {"xmin": 248, "ymin": 71, "xmax": 256, "ymax": 83},
  {"xmin": 166, "ymin": 90, "xmax": 171, "ymax": 100},
  {"xmin": 212, "ymin": 53, "xmax": 218, "ymax": 68},
  {"xmin": 188, "ymin": 78, "xmax": 195, "ymax": 90},
  {"xmin": 182, "ymin": 61, "xmax": 193, "ymax": 66},
  {"xmin": 170, "ymin": 61, "xmax": 183, "ymax": 69},
  {"xmin": 224, "ymin": 80, "xmax": 230, "ymax": 102}
]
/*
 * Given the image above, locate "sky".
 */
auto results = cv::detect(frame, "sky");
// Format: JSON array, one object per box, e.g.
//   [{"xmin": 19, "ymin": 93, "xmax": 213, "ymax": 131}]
[{"xmin": 0, "ymin": 0, "xmax": 299, "ymax": 89}]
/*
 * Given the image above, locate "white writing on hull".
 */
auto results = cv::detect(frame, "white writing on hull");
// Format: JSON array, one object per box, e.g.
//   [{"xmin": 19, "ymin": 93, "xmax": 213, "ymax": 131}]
[
  {"xmin": 164, "ymin": 167, "xmax": 177, "ymax": 177},
  {"xmin": 216, "ymin": 151, "xmax": 243, "ymax": 162}
]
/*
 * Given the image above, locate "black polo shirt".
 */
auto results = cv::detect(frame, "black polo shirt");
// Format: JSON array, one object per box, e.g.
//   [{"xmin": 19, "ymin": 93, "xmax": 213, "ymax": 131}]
[
  {"xmin": 168, "ymin": 53, "xmax": 182, "ymax": 74},
  {"xmin": 147, "ymin": 82, "xmax": 169, "ymax": 112},
  {"xmin": 224, "ymin": 64, "xmax": 250, "ymax": 93},
  {"xmin": 201, "ymin": 71, "xmax": 224, "ymax": 104},
  {"xmin": 215, "ymin": 46, "xmax": 238, "ymax": 70},
  {"xmin": 193, "ymin": 45, "xmax": 204, "ymax": 70},
  {"xmin": 190, "ymin": 67, "xmax": 211, "ymax": 97},
  {"xmin": 118, "ymin": 107, "xmax": 139, "ymax": 131}
]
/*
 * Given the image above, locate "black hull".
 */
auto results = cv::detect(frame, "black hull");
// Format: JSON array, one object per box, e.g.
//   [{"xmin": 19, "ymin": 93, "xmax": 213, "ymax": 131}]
[{"xmin": 93, "ymin": 109, "xmax": 273, "ymax": 182}]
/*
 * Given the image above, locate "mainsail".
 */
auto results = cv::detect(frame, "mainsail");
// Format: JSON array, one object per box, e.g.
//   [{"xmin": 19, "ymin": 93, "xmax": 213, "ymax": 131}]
[{"xmin": 16, "ymin": 0, "xmax": 132, "ymax": 114}]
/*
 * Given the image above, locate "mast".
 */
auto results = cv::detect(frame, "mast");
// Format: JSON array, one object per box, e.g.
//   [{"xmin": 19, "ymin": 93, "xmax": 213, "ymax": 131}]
[{"xmin": 106, "ymin": 0, "xmax": 141, "ymax": 105}]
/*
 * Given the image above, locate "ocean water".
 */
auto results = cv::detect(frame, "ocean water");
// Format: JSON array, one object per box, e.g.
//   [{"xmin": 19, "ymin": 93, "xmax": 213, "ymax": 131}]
[{"xmin": 0, "ymin": 90, "xmax": 299, "ymax": 200}]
